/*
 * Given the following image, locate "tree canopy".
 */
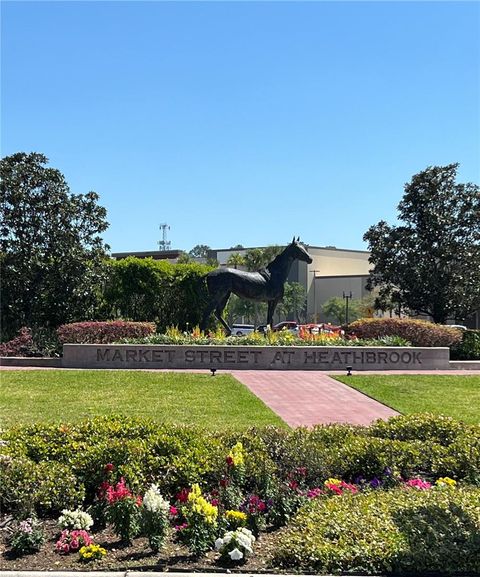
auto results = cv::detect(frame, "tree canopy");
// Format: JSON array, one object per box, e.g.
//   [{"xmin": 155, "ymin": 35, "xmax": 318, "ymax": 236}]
[
  {"xmin": 364, "ymin": 163, "xmax": 480, "ymax": 324},
  {"xmin": 0, "ymin": 152, "xmax": 109, "ymax": 338}
]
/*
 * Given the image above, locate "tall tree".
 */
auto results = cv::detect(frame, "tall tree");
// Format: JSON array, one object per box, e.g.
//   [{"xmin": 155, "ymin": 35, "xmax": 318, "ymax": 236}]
[
  {"xmin": 0, "ymin": 152, "xmax": 109, "ymax": 338},
  {"xmin": 279, "ymin": 282, "xmax": 307, "ymax": 321},
  {"xmin": 226, "ymin": 253, "xmax": 245, "ymax": 269},
  {"xmin": 364, "ymin": 164, "xmax": 480, "ymax": 324},
  {"xmin": 188, "ymin": 244, "xmax": 211, "ymax": 258}
]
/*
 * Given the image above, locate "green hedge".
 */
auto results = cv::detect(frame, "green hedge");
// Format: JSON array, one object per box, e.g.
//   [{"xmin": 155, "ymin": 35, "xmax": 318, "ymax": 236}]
[
  {"xmin": 274, "ymin": 487, "xmax": 480, "ymax": 574},
  {"xmin": 348, "ymin": 318, "xmax": 462, "ymax": 347},
  {"xmin": 101, "ymin": 257, "xmax": 214, "ymax": 332},
  {"xmin": 451, "ymin": 329, "xmax": 480, "ymax": 360},
  {"xmin": 1, "ymin": 414, "xmax": 479, "ymax": 516}
]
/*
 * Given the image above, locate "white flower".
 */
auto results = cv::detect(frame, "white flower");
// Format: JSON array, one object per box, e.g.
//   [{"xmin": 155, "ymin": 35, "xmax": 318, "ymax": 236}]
[
  {"xmin": 58, "ymin": 509, "xmax": 93, "ymax": 530},
  {"xmin": 143, "ymin": 485, "xmax": 170, "ymax": 514},
  {"xmin": 223, "ymin": 532, "xmax": 233, "ymax": 545},
  {"xmin": 228, "ymin": 547, "xmax": 244, "ymax": 561},
  {"xmin": 214, "ymin": 538, "xmax": 224, "ymax": 550}
]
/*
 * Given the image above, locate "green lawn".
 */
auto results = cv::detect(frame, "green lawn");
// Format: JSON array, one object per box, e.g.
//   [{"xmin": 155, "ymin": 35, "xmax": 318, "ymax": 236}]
[
  {"xmin": 334, "ymin": 374, "xmax": 480, "ymax": 424},
  {"xmin": 0, "ymin": 370, "xmax": 285, "ymax": 429}
]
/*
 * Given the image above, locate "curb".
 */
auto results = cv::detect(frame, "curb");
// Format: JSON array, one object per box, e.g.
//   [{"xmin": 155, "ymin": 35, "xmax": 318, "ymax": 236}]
[{"xmin": 0, "ymin": 573, "xmax": 381, "ymax": 577}]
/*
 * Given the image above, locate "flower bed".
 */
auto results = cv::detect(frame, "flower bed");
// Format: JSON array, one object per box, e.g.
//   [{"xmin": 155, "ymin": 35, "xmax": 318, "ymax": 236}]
[{"xmin": 1, "ymin": 414, "xmax": 479, "ymax": 572}]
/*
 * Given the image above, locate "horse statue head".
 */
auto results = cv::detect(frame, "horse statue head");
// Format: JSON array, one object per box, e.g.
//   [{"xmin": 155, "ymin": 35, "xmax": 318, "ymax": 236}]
[{"xmin": 286, "ymin": 236, "xmax": 313, "ymax": 265}]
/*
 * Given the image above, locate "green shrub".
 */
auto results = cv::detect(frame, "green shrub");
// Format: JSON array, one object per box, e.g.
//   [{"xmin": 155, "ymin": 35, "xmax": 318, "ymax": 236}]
[
  {"xmin": 451, "ymin": 329, "xmax": 480, "ymax": 360},
  {"xmin": 1, "ymin": 414, "xmax": 479, "ymax": 516},
  {"xmin": 368, "ymin": 413, "xmax": 474, "ymax": 446},
  {"xmin": 0, "ymin": 456, "xmax": 85, "ymax": 515},
  {"xmin": 274, "ymin": 487, "xmax": 480, "ymax": 574},
  {"xmin": 348, "ymin": 318, "xmax": 462, "ymax": 347}
]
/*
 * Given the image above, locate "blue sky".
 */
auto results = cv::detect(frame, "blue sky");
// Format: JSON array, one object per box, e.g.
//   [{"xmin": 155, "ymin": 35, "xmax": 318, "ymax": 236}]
[{"xmin": 2, "ymin": 1, "xmax": 479, "ymax": 254}]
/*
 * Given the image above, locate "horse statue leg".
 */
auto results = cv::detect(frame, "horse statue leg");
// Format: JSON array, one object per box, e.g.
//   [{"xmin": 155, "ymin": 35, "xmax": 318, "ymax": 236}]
[
  {"xmin": 267, "ymin": 299, "xmax": 279, "ymax": 329},
  {"xmin": 215, "ymin": 292, "xmax": 232, "ymax": 336}
]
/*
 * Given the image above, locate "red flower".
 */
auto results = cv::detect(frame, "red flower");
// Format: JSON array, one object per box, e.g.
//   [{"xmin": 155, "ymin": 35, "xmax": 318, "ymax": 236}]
[
  {"xmin": 104, "ymin": 463, "xmax": 115, "ymax": 473},
  {"xmin": 169, "ymin": 506, "xmax": 178, "ymax": 516},
  {"xmin": 288, "ymin": 480, "xmax": 299, "ymax": 490},
  {"xmin": 211, "ymin": 498, "xmax": 219, "ymax": 507},
  {"xmin": 226, "ymin": 455, "xmax": 234, "ymax": 466},
  {"xmin": 220, "ymin": 478, "xmax": 229, "ymax": 488},
  {"xmin": 176, "ymin": 488, "xmax": 190, "ymax": 503}
]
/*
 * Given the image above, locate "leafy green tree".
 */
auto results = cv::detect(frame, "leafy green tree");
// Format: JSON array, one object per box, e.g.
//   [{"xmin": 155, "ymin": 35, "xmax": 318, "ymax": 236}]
[
  {"xmin": 226, "ymin": 253, "xmax": 245, "ymax": 269},
  {"xmin": 188, "ymin": 244, "xmax": 210, "ymax": 258},
  {"xmin": 0, "ymin": 152, "xmax": 108, "ymax": 338},
  {"xmin": 364, "ymin": 164, "xmax": 480, "ymax": 324},
  {"xmin": 177, "ymin": 252, "xmax": 193, "ymax": 264},
  {"xmin": 279, "ymin": 282, "xmax": 307, "ymax": 321},
  {"xmin": 244, "ymin": 248, "xmax": 266, "ymax": 271},
  {"xmin": 321, "ymin": 297, "xmax": 362, "ymax": 325}
]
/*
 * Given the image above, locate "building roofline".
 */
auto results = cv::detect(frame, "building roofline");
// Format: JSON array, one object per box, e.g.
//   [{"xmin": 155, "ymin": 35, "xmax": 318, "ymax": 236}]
[
  {"xmin": 315, "ymin": 274, "xmax": 371, "ymax": 279},
  {"xmin": 212, "ymin": 245, "xmax": 370, "ymax": 255}
]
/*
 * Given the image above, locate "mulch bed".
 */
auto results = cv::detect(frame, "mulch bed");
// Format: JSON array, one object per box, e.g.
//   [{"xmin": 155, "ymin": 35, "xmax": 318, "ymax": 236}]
[{"xmin": 0, "ymin": 517, "xmax": 283, "ymax": 572}]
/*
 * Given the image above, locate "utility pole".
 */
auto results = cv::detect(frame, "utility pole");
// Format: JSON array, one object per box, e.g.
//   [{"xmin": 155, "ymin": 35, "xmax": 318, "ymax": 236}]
[
  {"xmin": 343, "ymin": 291, "xmax": 353, "ymax": 327},
  {"xmin": 310, "ymin": 270, "xmax": 321, "ymax": 323}
]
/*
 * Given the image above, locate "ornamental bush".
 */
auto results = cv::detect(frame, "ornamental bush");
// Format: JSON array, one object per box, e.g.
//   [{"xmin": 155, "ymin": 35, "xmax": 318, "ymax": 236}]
[
  {"xmin": 57, "ymin": 320, "xmax": 156, "ymax": 344},
  {"xmin": 1, "ymin": 414, "xmax": 479, "ymax": 517},
  {"xmin": 348, "ymin": 318, "xmax": 462, "ymax": 347},
  {"xmin": 451, "ymin": 329, "xmax": 480, "ymax": 360},
  {"xmin": 274, "ymin": 487, "xmax": 480, "ymax": 574}
]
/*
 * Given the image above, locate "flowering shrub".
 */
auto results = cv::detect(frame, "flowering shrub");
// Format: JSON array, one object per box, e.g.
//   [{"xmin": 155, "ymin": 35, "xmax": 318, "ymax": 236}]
[
  {"xmin": 103, "ymin": 477, "xmax": 142, "ymax": 544},
  {"xmin": 435, "ymin": 476, "xmax": 457, "ymax": 487},
  {"xmin": 9, "ymin": 517, "xmax": 45, "ymax": 555},
  {"xmin": 450, "ymin": 329, "xmax": 480, "ymax": 360},
  {"xmin": 55, "ymin": 529, "xmax": 92, "ymax": 554},
  {"xmin": 0, "ymin": 327, "xmax": 34, "ymax": 357},
  {"xmin": 79, "ymin": 543, "xmax": 107, "ymax": 561},
  {"xmin": 57, "ymin": 321, "xmax": 156, "ymax": 344},
  {"xmin": 242, "ymin": 494, "xmax": 267, "ymax": 535},
  {"xmin": 177, "ymin": 483, "xmax": 218, "ymax": 556},
  {"xmin": 403, "ymin": 478, "xmax": 432, "ymax": 490},
  {"xmin": 225, "ymin": 509, "xmax": 248, "ymax": 529},
  {"xmin": 58, "ymin": 508, "xmax": 93, "ymax": 531},
  {"xmin": 324, "ymin": 478, "xmax": 358, "ymax": 495},
  {"xmin": 215, "ymin": 527, "xmax": 256, "ymax": 563},
  {"xmin": 141, "ymin": 484, "xmax": 171, "ymax": 552},
  {"xmin": 348, "ymin": 318, "xmax": 462, "ymax": 347}
]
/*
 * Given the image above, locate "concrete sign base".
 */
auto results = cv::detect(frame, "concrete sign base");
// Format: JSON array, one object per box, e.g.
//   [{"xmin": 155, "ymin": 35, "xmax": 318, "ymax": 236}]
[{"xmin": 63, "ymin": 344, "xmax": 450, "ymax": 371}]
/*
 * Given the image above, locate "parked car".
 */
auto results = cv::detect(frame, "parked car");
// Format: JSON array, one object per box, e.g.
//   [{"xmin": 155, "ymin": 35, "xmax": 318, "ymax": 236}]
[
  {"xmin": 273, "ymin": 321, "xmax": 299, "ymax": 334},
  {"xmin": 230, "ymin": 324, "xmax": 255, "ymax": 336}
]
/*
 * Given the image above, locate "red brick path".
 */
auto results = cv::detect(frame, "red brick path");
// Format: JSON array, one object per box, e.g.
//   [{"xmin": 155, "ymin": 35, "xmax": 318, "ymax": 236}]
[{"xmin": 231, "ymin": 371, "xmax": 399, "ymax": 427}]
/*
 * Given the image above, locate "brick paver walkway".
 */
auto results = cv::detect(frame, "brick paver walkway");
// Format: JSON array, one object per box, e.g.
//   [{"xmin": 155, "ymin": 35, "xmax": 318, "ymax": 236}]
[{"xmin": 231, "ymin": 371, "xmax": 399, "ymax": 427}]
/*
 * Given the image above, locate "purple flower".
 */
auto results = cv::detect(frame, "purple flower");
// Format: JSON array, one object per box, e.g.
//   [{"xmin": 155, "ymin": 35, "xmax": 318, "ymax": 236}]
[
  {"xmin": 369, "ymin": 478, "xmax": 382, "ymax": 489},
  {"xmin": 383, "ymin": 467, "xmax": 393, "ymax": 477}
]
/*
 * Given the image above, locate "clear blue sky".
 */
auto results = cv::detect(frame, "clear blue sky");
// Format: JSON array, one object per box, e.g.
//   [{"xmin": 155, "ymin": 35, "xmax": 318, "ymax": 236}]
[{"xmin": 2, "ymin": 1, "xmax": 479, "ymax": 254}]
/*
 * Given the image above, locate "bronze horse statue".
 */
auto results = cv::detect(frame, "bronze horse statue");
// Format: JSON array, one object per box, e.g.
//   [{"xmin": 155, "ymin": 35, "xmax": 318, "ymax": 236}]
[{"xmin": 201, "ymin": 237, "xmax": 313, "ymax": 335}]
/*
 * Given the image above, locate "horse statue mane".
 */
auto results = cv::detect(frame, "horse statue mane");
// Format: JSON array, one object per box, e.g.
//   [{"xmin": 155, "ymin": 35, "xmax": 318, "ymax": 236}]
[{"xmin": 201, "ymin": 237, "xmax": 312, "ymax": 335}]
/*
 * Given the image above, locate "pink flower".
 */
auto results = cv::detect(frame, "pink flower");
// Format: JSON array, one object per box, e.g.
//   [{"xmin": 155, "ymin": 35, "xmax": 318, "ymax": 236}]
[
  {"xmin": 307, "ymin": 487, "xmax": 323, "ymax": 499},
  {"xmin": 405, "ymin": 478, "xmax": 432, "ymax": 490},
  {"xmin": 211, "ymin": 498, "xmax": 219, "ymax": 506},
  {"xmin": 169, "ymin": 505, "xmax": 178, "ymax": 516},
  {"xmin": 288, "ymin": 480, "xmax": 299, "ymax": 490},
  {"xmin": 175, "ymin": 522, "xmax": 188, "ymax": 531},
  {"xmin": 70, "ymin": 539, "xmax": 79, "ymax": 550}
]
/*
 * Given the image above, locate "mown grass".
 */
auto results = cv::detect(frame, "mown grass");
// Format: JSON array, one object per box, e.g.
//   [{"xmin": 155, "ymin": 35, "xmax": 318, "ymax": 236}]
[
  {"xmin": 0, "ymin": 370, "xmax": 285, "ymax": 429},
  {"xmin": 335, "ymin": 374, "xmax": 480, "ymax": 424}
]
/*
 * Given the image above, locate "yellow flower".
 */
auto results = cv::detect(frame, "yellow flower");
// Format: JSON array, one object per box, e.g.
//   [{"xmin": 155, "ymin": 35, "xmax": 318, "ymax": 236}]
[
  {"xmin": 324, "ymin": 478, "xmax": 342, "ymax": 486},
  {"xmin": 226, "ymin": 510, "xmax": 247, "ymax": 523},
  {"xmin": 228, "ymin": 442, "xmax": 245, "ymax": 467},
  {"xmin": 436, "ymin": 477, "xmax": 457, "ymax": 487}
]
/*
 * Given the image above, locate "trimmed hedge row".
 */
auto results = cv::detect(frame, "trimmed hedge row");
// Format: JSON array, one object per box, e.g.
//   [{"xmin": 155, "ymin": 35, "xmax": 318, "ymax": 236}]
[
  {"xmin": 274, "ymin": 487, "xmax": 480, "ymax": 574},
  {"xmin": 348, "ymin": 318, "xmax": 462, "ymax": 347},
  {"xmin": 1, "ymin": 414, "xmax": 478, "ymax": 516},
  {"xmin": 57, "ymin": 321, "xmax": 156, "ymax": 344}
]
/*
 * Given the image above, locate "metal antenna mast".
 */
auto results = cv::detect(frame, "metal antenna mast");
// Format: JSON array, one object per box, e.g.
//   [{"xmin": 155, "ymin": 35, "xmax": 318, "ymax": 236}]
[{"xmin": 158, "ymin": 223, "xmax": 171, "ymax": 251}]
